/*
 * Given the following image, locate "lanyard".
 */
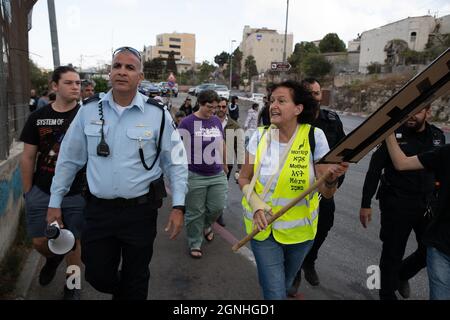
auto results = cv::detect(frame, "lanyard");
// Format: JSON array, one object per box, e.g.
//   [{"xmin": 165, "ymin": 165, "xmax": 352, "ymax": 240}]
[{"xmin": 246, "ymin": 125, "xmax": 299, "ymax": 202}]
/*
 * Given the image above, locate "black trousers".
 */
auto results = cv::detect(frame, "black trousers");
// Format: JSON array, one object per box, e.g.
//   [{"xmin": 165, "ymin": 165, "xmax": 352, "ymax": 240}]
[
  {"xmin": 378, "ymin": 197, "xmax": 428, "ymax": 300},
  {"xmin": 303, "ymin": 197, "xmax": 335, "ymax": 267},
  {"xmin": 81, "ymin": 198, "xmax": 158, "ymax": 300}
]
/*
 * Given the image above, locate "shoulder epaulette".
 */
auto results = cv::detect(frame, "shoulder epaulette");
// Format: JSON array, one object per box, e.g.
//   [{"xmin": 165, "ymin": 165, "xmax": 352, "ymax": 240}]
[
  {"xmin": 429, "ymin": 123, "xmax": 444, "ymax": 135},
  {"xmin": 83, "ymin": 93, "xmax": 102, "ymax": 105},
  {"xmin": 326, "ymin": 109, "xmax": 339, "ymax": 121},
  {"xmin": 146, "ymin": 98, "xmax": 166, "ymax": 110}
]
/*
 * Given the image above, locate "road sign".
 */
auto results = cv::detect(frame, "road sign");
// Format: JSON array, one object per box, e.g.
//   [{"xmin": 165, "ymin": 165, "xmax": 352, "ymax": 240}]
[
  {"xmin": 168, "ymin": 81, "xmax": 175, "ymax": 88},
  {"xmin": 271, "ymin": 62, "xmax": 291, "ymax": 72}
]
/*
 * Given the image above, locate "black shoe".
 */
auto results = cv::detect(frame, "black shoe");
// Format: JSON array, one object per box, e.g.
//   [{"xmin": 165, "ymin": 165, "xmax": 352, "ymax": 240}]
[
  {"xmin": 39, "ymin": 255, "xmax": 65, "ymax": 286},
  {"xmin": 287, "ymin": 271, "xmax": 302, "ymax": 297},
  {"xmin": 217, "ymin": 215, "xmax": 226, "ymax": 227},
  {"xmin": 63, "ymin": 286, "xmax": 81, "ymax": 300},
  {"xmin": 397, "ymin": 280, "xmax": 410, "ymax": 299},
  {"xmin": 303, "ymin": 265, "xmax": 320, "ymax": 286}
]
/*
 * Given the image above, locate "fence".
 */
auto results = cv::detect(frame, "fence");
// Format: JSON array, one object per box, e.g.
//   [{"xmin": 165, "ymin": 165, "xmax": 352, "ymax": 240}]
[{"xmin": 0, "ymin": 0, "xmax": 36, "ymax": 161}]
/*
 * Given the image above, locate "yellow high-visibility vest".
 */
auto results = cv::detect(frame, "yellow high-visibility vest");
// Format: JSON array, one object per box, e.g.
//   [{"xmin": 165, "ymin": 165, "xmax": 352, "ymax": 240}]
[{"xmin": 242, "ymin": 124, "xmax": 319, "ymax": 244}]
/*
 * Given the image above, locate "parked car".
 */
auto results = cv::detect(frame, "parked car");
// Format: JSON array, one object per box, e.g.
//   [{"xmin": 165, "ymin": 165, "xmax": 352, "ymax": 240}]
[
  {"xmin": 250, "ymin": 93, "xmax": 265, "ymax": 103},
  {"xmin": 214, "ymin": 85, "xmax": 230, "ymax": 100},
  {"xmin": 195, "ymin": 83, "xmax": 216, "ymax": 96},
  {"xmin": 139, "ymin": 80, "xmax": 162, "ymax": 96},
  {"xmin": 159, "ymin": 82, "xmax": 178, "ymax": 97},
  {"xmin": 188, "ymin": 86, "xmax": 197, "ymax": 96}
]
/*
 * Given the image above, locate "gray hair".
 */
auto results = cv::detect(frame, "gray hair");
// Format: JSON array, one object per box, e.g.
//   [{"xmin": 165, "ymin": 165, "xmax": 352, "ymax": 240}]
[{"xmin": 81, "ymin": 79, "xmax": 96, "ymax": 89}]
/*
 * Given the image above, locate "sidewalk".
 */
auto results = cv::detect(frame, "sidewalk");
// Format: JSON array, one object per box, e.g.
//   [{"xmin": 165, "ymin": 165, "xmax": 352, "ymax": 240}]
[{"xmin": 15, "ymin": 201, "xmax": 262, "ymax": 300}]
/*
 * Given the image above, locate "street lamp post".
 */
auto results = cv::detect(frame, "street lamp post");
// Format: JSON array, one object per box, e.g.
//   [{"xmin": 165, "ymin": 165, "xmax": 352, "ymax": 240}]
[
  {"xmin": 229, "ymin": 40, "xmax": 236, "ymax": 91},
  {"xmin": 282, "ymin": 0, "xmax": 290, "ymax": 63}
]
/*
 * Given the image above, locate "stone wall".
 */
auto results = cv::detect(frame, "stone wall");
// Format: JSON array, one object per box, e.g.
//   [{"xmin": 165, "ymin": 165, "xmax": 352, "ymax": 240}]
[{"xmin": 331, "ymin": 79, "xmax": 449, "ymax": 122}]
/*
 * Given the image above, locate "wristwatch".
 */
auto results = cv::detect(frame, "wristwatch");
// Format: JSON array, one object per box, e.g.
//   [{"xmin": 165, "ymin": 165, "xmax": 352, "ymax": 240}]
[{"xmin": 172, "ymin": 206, "xmax": 186, "ymax": 214}]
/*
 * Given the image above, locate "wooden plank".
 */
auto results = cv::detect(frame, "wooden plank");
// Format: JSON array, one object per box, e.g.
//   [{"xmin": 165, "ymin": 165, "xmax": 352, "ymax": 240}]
[{"xmin": 318, "ymin": 48, "xmax": 450, "ymax": 164}]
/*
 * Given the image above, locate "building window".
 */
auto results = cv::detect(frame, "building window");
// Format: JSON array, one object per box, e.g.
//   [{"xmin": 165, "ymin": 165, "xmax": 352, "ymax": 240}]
[
  {"xmin": 158, "ymin": 50, "xmax": 181, "ymax": 56},
  {"xmin": 410, "ymin": 32, "xmax": 417, "ymax": 42},
  {"xmin": 169, "ymin": 45, "xmax": 181, "ymax": 49},
  {"xmin": 169, "ymin": 37, "xmax": 181, "ymax": 42}
]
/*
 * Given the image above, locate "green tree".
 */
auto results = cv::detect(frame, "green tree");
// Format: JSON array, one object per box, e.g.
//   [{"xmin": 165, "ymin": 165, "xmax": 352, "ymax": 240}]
[
  {"xmin": 143, "ymin": 58, "xmax": 165, "ymax": 81},
  {"xmin": 233, "ymin": 48, "xmax": 243, "ymax": 74},
  {"xmin": 288, "ymin": 41, "xmax": 319, "ymax": 76},
  {"xmin": 302, "ymin": 54, "xmax": 332, "ymax": 78},
  {"xmin": 214, "ymin": 51, "xmax": 231, "ymax": 67},
  {"xmin": 319, "ymin": 33, "xmax": 347, "ymax": 53},
  {"xmin": 198, "ymin": 61, "xmax": 216, "ymax": 83},
  {"xmin": 244, "ymin": 55, "xmax": 258, "ymax": 78},
  {"xmin": 29, "ymin": 59, "xmax": 51, "ymax": 94},
  {"xmin": 91, "ymin": 77, "xmax": 109, "ymax": 93},
  {"xmin": 177, "ymin": 70, "xmax": 197, "ymax": 86},
  {"xmin": 367, "ymin": 62, "xmax": 382, "ymax": 74},
  {"xmin": 166, "ymin": 51, "xmax": 178, "ymax": 75}
]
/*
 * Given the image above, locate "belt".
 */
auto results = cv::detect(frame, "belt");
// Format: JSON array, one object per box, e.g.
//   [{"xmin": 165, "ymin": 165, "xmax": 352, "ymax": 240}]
[{"xmin": 90, "ymin": 193, "xmax": 151, "ymax": 207}]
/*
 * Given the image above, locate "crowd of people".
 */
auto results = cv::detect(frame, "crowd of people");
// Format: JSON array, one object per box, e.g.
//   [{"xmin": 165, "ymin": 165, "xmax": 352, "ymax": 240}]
[{"xmin": 21, "ymin": 46, "xmax": 449, "ymax": 301}]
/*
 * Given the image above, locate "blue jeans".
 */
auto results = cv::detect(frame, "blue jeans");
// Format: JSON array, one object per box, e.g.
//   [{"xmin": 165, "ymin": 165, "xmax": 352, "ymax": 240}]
[
  {"xmin": 427, "ymin": 246, "xmax": 450, "ymax": 300},
  {"xmin": 251, "ymin": 234, "xmax": 313, "ymax": 300}
]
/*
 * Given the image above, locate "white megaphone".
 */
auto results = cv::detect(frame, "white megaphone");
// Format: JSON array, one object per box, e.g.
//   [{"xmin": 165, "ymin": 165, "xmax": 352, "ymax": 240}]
[{"xmin": 45, "ymin": 221, "xmax": 75, "ymax": 255}]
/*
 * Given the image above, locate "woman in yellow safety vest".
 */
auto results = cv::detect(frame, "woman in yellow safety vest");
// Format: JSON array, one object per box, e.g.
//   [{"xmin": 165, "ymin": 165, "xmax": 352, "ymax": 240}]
[{"xmin": 238, "ymin": 80, "xmax": 348, "ymax": 300}]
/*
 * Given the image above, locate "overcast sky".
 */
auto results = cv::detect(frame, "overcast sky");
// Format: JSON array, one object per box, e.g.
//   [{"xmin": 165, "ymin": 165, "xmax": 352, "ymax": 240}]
[{"xmin": 29, "ymin": 0, "xmax": 450, "ymax": 70}]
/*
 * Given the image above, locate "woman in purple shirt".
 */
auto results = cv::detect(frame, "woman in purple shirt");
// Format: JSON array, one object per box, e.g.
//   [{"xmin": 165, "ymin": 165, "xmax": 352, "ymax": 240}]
[{"xmin": 178, "ymin": 90, "xmax": 229, "ymax": 258}]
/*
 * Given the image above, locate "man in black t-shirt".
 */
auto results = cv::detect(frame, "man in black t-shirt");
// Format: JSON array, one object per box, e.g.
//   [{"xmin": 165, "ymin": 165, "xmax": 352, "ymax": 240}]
[
  {"xmin": 386, "ymin": 132, "xmax": 450, "ymax": 300},
  {"xmin": 20, "ymin": 66, "xmax": 84, "ymax": 300}
]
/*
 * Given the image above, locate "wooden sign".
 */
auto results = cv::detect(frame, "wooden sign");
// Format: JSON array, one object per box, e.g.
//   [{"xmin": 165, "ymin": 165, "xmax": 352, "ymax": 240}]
[{"xmin": 318, "ymin": 48, "xmax": 450, "ymax": 164}]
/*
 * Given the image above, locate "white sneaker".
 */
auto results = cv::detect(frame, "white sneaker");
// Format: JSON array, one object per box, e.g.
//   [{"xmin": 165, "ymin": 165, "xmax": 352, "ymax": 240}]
[{"xmin": 234, "ymin": 171, "xmax": 240, "ymax": 181}]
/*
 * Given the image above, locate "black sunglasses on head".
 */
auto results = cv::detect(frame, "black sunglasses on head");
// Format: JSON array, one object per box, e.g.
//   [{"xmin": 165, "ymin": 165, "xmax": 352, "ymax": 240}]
[{"xmin": 113, "ymin": 46, "xmax": 142, "ymax": 61}]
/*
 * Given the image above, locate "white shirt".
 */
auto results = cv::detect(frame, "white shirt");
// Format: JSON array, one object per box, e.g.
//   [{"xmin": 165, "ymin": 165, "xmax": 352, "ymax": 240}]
[{"xmin": 247, "ymin": 127, "xmax": 329, "ymax": 190}]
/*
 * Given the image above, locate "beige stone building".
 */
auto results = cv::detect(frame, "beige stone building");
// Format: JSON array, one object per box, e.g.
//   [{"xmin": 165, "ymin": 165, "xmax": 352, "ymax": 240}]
[
  {"xmin": 359, "ymin": 14, "xmax": 450, "ymax": 73},
  {"xmin": 142, "ymin": 32, "xmax": 196, "ymax": 69},
  {"xmin": 239, "ymin": 25, "xmax": 293, "ymax": 74}
]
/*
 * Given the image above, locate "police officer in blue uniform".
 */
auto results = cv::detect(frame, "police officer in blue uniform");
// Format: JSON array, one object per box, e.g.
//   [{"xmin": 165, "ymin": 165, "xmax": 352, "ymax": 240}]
[
  {"xmin": 47, "ymin": 47, "xmax": 188, "ymax": 300},
  {"xmin": 360, "ymin": 106, "xmax": 445, "ymax": 300},
  {"xmin": 289, "ymin": 78, "xmax": 346, "ymax": 295}
]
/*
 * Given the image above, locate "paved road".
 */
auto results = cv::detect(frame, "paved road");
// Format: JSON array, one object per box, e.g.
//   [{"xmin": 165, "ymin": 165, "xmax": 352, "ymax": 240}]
[
  {"xmin": 171, "ymin": 93, "xmax": 450, "ymax": 300},
  {"xmin": 220, "ymin": 104, "xmax": 449, "ymax": 300},
  {"xmin": 22, "ymin": 93, "xmax": 447, "ymax": 300}
]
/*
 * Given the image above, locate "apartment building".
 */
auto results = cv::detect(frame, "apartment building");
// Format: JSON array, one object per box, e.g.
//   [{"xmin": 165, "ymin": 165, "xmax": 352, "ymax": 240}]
[
  {"xmin": 143, "ymin": 32, "xmax": 196, "ymax": 69},
  {"xmin": 239, "ymin": 25, "xmax": 293, "ymax": 74}
]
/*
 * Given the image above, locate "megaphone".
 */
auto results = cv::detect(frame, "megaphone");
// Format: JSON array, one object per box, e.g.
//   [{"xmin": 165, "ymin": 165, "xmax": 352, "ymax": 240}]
[{"xmin": 45, "ymin": 222, "xmax": 75, "ymax": 255}]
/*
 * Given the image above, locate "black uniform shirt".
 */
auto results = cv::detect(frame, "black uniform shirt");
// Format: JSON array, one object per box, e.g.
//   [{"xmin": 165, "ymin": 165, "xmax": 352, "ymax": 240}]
[
  {"xmin": 314, "ymin": 108, "xmax": 346, "ymax": 188},
  {"xmin": 361, "ymin": 123, "xmax": 445, "ymax": 209},
  {"xmin": 418, "ymin": 144, "xmax": 450, "ymax": 256},
  {"xmin": 314, "ymin": 109, "xmax": 346, "ymax": 149}
]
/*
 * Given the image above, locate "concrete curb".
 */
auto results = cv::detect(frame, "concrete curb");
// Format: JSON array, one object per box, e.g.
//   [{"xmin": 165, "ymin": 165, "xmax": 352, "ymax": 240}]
[
  {"xmin": 337, "ymin": 111, "xmax": 450, "ymax": 132},
  {"xmin": 13, "ymin": 250, "xmax": 41, "ymax": 300}
]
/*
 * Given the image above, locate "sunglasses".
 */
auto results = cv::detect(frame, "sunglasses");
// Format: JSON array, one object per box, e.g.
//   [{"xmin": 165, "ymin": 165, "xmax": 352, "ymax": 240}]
[{"xmin": 113, "ymin": 47, "xmax": 142, "ymax": 61}]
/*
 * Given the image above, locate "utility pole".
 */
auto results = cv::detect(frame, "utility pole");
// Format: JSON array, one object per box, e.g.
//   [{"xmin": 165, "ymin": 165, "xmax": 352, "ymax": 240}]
[
  {"xmin": 229, "ymin": 40, "xmax": 236, "ymax": 90},
  {"xmin": 47, "ymin": 0, "xmax": 60, "ymax": 68},
  {"xmin": 282, "ymin": 0, "xmax": 289, "ymax": 63}
]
